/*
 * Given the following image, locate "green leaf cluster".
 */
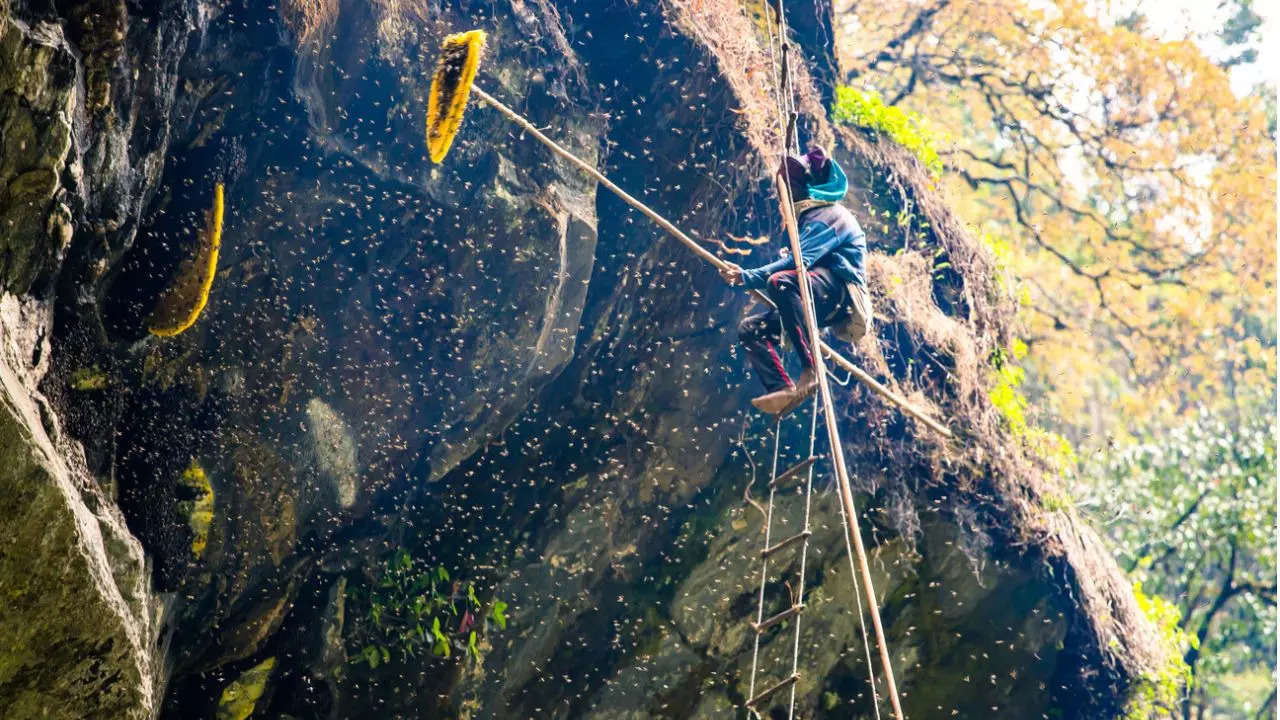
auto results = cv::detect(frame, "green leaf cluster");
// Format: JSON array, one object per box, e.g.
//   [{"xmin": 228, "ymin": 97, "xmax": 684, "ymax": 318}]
[
  {"xmin": 346, "ymin": 548, "xmax": 509, "ymax": 669},
  {"xmin": 988, "ymin": 341, "xmax": 1077, "ymax": 474},
  {"xmin": 831, "ymin": 86, "xmax": 944, "ymax": 177},
  {"xmin": 1124, "ymin": 582, "xmax": 1195, "ymax": 719}
]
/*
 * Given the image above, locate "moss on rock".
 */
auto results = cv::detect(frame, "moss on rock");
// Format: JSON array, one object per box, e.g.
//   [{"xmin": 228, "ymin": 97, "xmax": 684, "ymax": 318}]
[
  {"xmin": 0, "ymin": 14, "xmax": 77, "ymax": 295},
  {"xmin": 1, "ymin": 297, "xmax": 154, "ymax": 718}
]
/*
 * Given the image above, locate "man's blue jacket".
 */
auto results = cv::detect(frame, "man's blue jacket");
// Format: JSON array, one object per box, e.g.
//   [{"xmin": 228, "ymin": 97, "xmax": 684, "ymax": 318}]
[{"xmin": 741, "ymin": 203, "xmax": 867, "ymax": 290}]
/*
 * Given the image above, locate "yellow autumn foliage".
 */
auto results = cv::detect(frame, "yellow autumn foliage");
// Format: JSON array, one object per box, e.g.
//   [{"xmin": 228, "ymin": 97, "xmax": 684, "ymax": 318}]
[{"xmin": 836, "ymin": 0, "xmax": 1275, "ymax": 442}]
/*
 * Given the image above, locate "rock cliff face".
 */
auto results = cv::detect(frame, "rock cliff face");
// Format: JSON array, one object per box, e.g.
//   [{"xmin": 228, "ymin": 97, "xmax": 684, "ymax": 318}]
[{"xmin": 0, "ymin": 1, "xmax": 1160, "ymax": 718}]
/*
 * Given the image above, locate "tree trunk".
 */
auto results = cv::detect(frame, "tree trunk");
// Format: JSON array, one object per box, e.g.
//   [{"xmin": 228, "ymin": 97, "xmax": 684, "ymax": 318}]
[
  {"xmin": 1182, "ymin": 543, "xmax": 1239, "ymax": 720},
  {"xmin": 1255, "ymin": 687, "xmax": 1276, "ymax": 720}
]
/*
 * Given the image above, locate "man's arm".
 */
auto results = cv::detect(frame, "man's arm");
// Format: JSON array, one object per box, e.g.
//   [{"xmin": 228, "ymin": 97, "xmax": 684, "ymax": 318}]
[
  {"xmin": 738, "ymin": 252, "xmax": 792, "ymax": 289},
  {"xmin": 739, "ymin": 221, "xmax": 842, "ymax": 289}
]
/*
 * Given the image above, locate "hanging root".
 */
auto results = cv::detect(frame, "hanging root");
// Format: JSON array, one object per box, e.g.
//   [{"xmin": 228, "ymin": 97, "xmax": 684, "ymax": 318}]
[
  {"xmin": 715, "ymin": 233, "xmax": 770, "ymax": 257},
  {"xmin": 426, "ymin": 30, "xmax": 485, "ymax": 163},
  {"xmin": 738, "ymin": 420, "xmax": 769, "ymax": 524},
  {"xmin": 147, "ymin": 183, "xmax": 224, "ymax": 337}
]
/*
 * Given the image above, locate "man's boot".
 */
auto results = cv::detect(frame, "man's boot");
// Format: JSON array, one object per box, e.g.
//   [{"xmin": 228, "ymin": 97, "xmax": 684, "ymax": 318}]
[
  {"xmin": 750, "ymin": 368, "xmax": 819, "ymax": 418},
  {"xmin": 750, "ymin": 386, "xmax": 795, "ymax": 416}
]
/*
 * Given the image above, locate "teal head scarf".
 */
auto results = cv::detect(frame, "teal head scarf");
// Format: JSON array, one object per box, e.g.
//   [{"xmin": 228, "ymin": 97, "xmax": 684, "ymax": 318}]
[{"xmin": 806, "ymin": 155, "xmax": 848, "ymax": 203}]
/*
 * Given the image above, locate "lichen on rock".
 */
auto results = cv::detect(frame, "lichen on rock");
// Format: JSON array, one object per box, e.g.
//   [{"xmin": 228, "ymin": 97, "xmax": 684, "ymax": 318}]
[
  {"xmin": 216, "ymin": 656, "xmax": 276, "ymax": 720},
  {"xmin": 0, "ymin": 13, "xmax": 77, "ymax": 295},
  {"xmin": 1, "ymin": 294, "xmax": 156, "ymax": 718},
  {"xmin": 304, "ymin": 397, "xmax": 359, "ymax": 510},
  {"xmin": 69, "ymin": 365, "xmax": 111, "ymax": 390},
  {"xmin": 177, "ymin": 458, "xmax": 214, "ymax": 559}
]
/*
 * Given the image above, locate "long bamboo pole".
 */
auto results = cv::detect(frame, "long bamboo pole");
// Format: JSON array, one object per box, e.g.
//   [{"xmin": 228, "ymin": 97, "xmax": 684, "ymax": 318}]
[
  {"xmin": 775, "ymin": 174, "xmax": 906, "ymax": 720},
  {"xmin": 470, "ymin": 86, "xmax": 951, "ymax": 440}
]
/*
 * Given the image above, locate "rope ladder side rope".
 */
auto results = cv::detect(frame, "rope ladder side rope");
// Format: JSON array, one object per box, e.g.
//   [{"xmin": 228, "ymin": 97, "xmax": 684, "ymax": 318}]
[
  {"xmin": 745, "ymin": 398, "xmax": 821, "ymax": 719},
  {"xmin": 782, "ymin": 394, "xmax": 820, "ymax": 719}
]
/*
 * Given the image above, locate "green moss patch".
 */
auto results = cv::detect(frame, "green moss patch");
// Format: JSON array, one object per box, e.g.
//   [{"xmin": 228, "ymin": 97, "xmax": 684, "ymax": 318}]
[{"xmin": 1124, "ymin": 583, "xmax": 1193, "ymax": 719}]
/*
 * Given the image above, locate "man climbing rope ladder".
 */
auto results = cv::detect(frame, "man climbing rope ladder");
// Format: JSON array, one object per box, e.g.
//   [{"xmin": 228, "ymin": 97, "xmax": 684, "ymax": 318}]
[{"xmin": 721, "ymin": 146, "xmax": 873, "ymax": 417}]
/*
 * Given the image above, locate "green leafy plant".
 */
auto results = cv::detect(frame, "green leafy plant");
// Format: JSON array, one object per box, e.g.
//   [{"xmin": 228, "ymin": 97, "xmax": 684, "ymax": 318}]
[
  {"xmin": 831, "ymin": 86, "xmax": 944, "ymax": 177},
  {"xmin": 988, "ymin": 342, "xmax": 1077, "ymax": 474},
  {"xmin": 489, "ymin": 599, "xmax": 508, "ymax": 630},
  {"xmin": 1124, "ymin": 582, "xmax": 1195, "ymax": 719},
  {"xmin": 346, "ymin": 548, "xmax": 508, "ymax": 669}
]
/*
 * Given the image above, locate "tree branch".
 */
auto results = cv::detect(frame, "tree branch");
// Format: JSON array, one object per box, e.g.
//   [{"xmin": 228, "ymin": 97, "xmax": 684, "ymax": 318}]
[{"xmin": 846, "ymin": 0, "xmax": 952, "ymax": 81}]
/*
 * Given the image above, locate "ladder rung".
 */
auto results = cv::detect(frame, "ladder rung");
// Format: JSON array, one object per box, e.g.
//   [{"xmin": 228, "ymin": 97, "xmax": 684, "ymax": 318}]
[
  {"xmin": 752, "ymin": 603, "xmax": 805, "ymax": 633},
  {"xmin": 760, "ymin": 530, "xmax": 812, "ymax": 558},
  {"xmin": 771, "ymin": 455, "xmax": 822, "ymax": 487},
  {"xmin": 746, "ymin": 672, "xmax": 800, "ymax": 709}
]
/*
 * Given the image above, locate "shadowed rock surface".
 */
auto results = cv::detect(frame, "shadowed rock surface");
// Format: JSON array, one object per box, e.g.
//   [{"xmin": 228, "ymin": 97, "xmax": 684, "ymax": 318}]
[{"xmin": 0, "ymin": 1, "xmax": 1161, "ymax": 718}]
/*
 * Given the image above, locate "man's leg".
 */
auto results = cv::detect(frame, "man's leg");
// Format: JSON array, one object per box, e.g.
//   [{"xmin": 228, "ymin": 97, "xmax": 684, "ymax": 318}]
[
  {"xmin": 745, "ymin": 268, "xmax": 853, "ymax": 416},
  {"xmin": 765, "ymin": 267, "xmax": 850, "ymax": 372},
  {"xmin": 737, "ymin": 309, "xmax": 792, "ymax": 393}
]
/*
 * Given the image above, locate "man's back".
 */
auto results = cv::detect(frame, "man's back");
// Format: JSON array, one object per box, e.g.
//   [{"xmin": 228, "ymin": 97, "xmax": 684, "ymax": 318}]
[{"xmin": 798, "ymin": 203, "xmax": 866, "ymax": 288}]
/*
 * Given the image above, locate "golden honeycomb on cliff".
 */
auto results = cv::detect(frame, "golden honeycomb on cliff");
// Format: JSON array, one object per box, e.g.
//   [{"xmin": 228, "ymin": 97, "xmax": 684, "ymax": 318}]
[
  {"xmin": 147, "ymin": 183, "xmax": 224, "ymax": 337},
  {"xmin": 426, "ymin": 30, "xmax": 485, "ymax": 163}
]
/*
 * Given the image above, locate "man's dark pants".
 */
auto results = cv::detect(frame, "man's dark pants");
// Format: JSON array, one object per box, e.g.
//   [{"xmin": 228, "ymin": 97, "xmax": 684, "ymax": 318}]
[{"xmin": 738, "ymin": 266, "xmax": 851, "ymax": 394}]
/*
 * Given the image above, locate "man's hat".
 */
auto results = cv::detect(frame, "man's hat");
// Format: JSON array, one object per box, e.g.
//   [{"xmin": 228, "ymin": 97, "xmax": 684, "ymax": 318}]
[
  {"xmin": 804, "ymin": 146, "xmax": 830, "ymax": 182},
  {"xmin": 780, "ymin": 145, "xmax": 847, "ymax": 202}
]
